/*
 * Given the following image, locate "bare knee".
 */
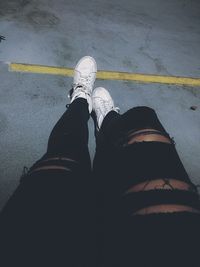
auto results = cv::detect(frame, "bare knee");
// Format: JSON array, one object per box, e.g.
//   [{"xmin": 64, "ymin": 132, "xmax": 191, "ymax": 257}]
[
  {"xmin": 127, "ymin": 128, "xmax": 172, "ymax": 145},
  {"xmin": 125, "ymin": 178, "xmax": 199, "ymax": 215}
]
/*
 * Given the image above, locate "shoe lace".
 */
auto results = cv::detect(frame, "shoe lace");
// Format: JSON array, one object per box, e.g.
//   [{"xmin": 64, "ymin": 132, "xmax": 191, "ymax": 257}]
[{"xmin": 75, "ymin": 74, "xmax": 93, "ymax": 88}]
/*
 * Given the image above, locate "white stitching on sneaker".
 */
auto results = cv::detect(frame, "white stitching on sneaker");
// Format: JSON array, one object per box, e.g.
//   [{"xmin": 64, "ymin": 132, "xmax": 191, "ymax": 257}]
[{"xmin": 94, "ymin": 97, "xmax": 119, "ymax": 114}]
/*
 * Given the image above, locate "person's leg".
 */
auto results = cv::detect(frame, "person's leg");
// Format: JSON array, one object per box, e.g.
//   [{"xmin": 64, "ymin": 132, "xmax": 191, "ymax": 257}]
[
  {"xmin": 0, "ymin": 56, "xmax": 97, "ymax": 266},
  {"xmin": 93, "ymin": 87, "xmax": 199, "ymax": 213},
  {"xmin": 92, "ymin": 87, "xmax": 200, "ymax": 266},
  {"xmin": 29, "ymin": 97, "xmax": 91, "ymax": 176},
  {"xmin": 94, "ymin": 104, "xmax": 199, "ymax": 213}
]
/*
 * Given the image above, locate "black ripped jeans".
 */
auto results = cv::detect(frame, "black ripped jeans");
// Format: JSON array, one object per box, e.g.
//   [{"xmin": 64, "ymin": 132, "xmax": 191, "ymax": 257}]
[{"xmin": 0, "ymin": 98, "xmax": 200, "ymax": 267}]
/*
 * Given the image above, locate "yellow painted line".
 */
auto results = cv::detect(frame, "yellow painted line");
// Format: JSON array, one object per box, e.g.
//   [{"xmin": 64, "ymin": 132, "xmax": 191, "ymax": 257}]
[
  {"xmin": 97, "ymin": 71, "xmax": 200, "ymax": 87},
  {"xmin": 10, "ymin": 63, "xmax": 74, "ymax": 76},
  {"xmin": 9, "ymin": 63, "xmax": 200, "ymax": 87}
]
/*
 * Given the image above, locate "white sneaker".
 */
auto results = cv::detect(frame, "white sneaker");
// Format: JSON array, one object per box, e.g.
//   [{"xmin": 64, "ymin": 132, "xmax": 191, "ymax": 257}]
[
  {"xmin": 92, "ymin": 87, "xmax": 120, "ymax": 131},
  {"xmin": 69, "ymin": 56, "xmax": 97, "ymax": 113}
]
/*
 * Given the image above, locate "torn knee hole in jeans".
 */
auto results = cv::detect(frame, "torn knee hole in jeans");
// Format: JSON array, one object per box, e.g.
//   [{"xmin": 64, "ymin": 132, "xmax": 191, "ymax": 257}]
[
  {"xmin": 124, "ymin": 178, "xmax": 198, "ymax": 195},
  {"xmin": 28, "ymin": 165, "xmax": 72, "ymax": 174},
  {"xmin": 132, "ymin": 204, "xmax": 200, "ymax": 215},
  {"xmin": 20, "ymin": 164, "xmax": 72, "ymax": 181},
  {"xmin": 122, "ymin": 187, "xmax": 200, "ymax": 216},
  {"xmin": 40, "ymin": 157, "xmax": 78, "ymax": 164},
  {"xmin": 119, "ymin": 128, "xmax": 174, "ymax": 147},
  {"xmin": 20, "ymin": 157, "xmax": 78, "ymax": 180}
]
